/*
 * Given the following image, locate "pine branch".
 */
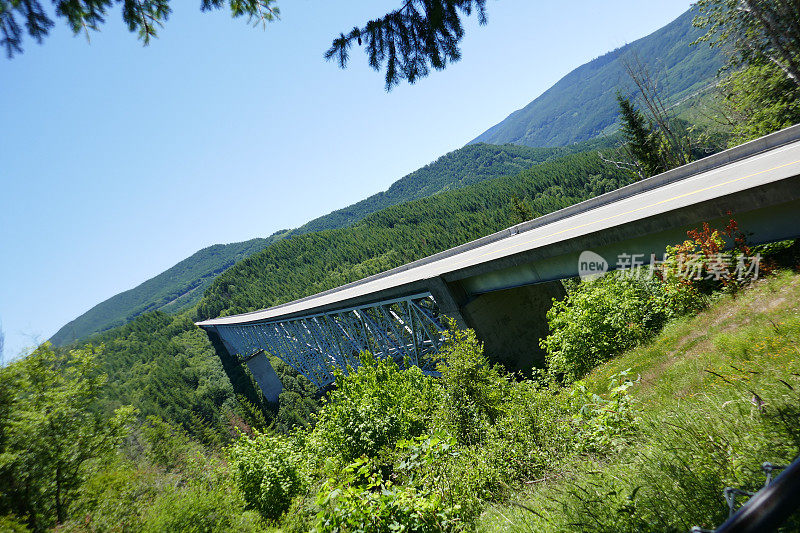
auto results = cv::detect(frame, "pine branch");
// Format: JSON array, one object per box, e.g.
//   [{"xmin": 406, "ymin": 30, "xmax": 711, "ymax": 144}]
[{"xmin": 325, "ymin": 0, "xmax": 487, "ymax": 90}]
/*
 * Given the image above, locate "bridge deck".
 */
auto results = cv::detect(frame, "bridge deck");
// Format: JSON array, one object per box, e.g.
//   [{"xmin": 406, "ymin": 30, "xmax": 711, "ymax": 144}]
[{"xmin": 197, "ymin": 126, "xmax": 800, "ymax": 328}]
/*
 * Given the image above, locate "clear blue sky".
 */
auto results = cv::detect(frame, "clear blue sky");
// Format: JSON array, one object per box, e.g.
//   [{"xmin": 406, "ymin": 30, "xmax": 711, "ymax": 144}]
[{"xmin": 0, "ymin": 0, "xmax": 693, "ymax": 360}]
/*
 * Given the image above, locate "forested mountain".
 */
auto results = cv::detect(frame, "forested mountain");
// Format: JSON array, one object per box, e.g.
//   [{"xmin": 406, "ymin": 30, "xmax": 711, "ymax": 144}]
[
  {"xmin": 470, "ymin": 9, "xmax": 723, "ymax": 147},
  {"xmin": 197, "ymin": 152, "xmax": 630, "ymax": 320},
  {"xmin": 49, "ymin": 237, "xmax": 281, "ymax": 346},
  {"xmin": 292, "ymin": 140, "xmax": 610, "ymax": 234},
  {"xmin": 50, "ymin": 142, "xmax": 602, "ymax": 346}
]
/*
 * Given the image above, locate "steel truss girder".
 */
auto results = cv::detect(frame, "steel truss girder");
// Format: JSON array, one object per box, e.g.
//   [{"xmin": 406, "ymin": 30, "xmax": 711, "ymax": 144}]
[{"xmin": 214, "ymin": 293, "xmax": 446, "ymax": 388}]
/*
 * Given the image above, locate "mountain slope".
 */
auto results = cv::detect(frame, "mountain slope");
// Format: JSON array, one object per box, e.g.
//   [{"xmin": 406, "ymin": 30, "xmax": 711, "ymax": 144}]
[
  {"xmin": 51, "ymin": 143, "xmax": 586, "ymax": 346},
  {"xmin": 197, "ymin": 151, "xmax": 630, "ymax": 321},
  {"xmin": 50, "ymin": 237, "xmax": 280, "ymax": 346},
  {"xmin": 470, "ymin": 9, "xmax": 723, "ymax": 147},
  {"xmin": 292, "ymin": 139, "xmax": 611, "ymax": 234}
]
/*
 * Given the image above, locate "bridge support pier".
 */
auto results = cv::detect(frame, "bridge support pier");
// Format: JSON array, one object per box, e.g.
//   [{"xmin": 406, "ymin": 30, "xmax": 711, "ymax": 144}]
[
  {"xmin": 460, "ymin": 281, "xmax": 565, "ymax": 372},
  {"xmin": 429, "ymin": 277, "xmax": 565, "ymax": 373},
  {"xmin": 244, "ymin": 353, "xmax": 284, "ymax": 403}
]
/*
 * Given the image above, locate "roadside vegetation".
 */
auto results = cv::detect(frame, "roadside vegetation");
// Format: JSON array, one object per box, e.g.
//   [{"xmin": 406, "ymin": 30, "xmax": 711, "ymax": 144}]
[{"xmin": 2, "ymin": 230, "xmax": 798, "ymax": 531}]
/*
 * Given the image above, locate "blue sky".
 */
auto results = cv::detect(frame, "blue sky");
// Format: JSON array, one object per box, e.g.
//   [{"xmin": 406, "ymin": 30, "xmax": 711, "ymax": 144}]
[{"xmin": 0, "ymin": 0, "xmax": 693, "ymax": 360}]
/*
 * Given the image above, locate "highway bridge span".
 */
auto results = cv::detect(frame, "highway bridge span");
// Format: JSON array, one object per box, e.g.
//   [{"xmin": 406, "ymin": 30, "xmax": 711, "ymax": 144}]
[{"xmin": 198, "ymin": 125, "xmax": 800, "ymax": 398}]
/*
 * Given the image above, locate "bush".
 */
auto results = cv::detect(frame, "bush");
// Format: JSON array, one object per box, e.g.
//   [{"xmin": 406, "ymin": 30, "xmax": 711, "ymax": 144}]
[
  {"xmin": 435, "ymin": 326, "xmax": 509, "ymax": 446},
  {"xmin": 309, "ymin": 352, "xmax": 439, "ymax": 466},
  {"xmin": 228, "ymin": 430, "xmax": 305, "ymax": 521},
  {"xmin": 63, "ymin": 461, "xmax": 163, "ymax": 532},
  {"xmin": 0, "ymin": 515, "xmax": 29, "ymax": 532},
  {"xmin": 141, "ymin": 483, "xmax": 261, "ymax": 533},
  {"xmin": 569, "ymin": 370, "xmax": 638, "ymax": 454},
  {"xmin": 490, "ymin": 376, "xmax": 575, "ymax": 481},
  {"xmin": 542, "ymin": 274, "xmax": 671, "ymax": 381},
  {"xmin": 315, "ymin": 455, "xmax": 465, "ymax": 533}
]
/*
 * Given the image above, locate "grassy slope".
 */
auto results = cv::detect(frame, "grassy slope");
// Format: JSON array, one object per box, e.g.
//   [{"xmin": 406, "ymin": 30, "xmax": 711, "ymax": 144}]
[
  {"xmin": 470, "ymin": 9, "xmax": 723, "ymax": 148},
  {"xmin": 481, "ymin": 270, "xmax": 800, "ymax": 531}
]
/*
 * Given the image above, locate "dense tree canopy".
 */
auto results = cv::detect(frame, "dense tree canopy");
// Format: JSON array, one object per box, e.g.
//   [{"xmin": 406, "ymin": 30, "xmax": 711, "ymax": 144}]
[{"xmin": 2, "ymin": 0, "xmax": 488, "ymax": 88}]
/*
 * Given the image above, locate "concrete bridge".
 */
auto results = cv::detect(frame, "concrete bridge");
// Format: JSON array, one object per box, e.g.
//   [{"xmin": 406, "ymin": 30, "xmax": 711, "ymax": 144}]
[{"xmin": 198, "ymin": 125, "xmax": 800, "ymax": 400}]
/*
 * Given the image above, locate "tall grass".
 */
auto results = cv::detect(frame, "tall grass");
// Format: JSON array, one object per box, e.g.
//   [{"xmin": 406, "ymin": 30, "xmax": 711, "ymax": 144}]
[{"xmin": 482, "ymin": 271, "xmax": 800, "ymax": 532}]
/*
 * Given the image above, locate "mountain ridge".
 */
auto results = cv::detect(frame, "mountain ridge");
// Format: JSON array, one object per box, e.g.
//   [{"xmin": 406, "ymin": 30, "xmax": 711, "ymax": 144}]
[{"xmin": 469, "ymin": 9, "xmax": 722, "ymax": 147}]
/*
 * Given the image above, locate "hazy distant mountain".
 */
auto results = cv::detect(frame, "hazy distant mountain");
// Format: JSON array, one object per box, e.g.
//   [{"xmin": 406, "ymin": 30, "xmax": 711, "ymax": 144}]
[{"xmin": 469, "ymin": 10, "xmax": 722, "ymax": 147}]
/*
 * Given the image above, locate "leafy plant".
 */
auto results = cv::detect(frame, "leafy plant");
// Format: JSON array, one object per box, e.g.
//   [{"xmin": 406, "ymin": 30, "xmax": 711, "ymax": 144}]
[
  {"xmin": 315, "ymin": 455, "xmax": 464, "ymax": 533},
  {"xmin": 309, "ymin": 352, "xmax": 439, "ymax": 466},
  {"xmin": 435, "ymin": 326, "xmax": 509, "ymax": 445},
  {"xmin": 228, "ymin": 430, "xmax": 305, "ymax": 521},
  {"xmin": 541, "ymin": 275, "xmax": 671, "ymax": 382},
  {"xmin": 570, "ymin": 370, "xmax": 638, "ymax": 454}
]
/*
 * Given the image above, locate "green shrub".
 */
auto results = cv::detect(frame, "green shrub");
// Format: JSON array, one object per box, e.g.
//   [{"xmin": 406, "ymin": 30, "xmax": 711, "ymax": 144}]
[
  {"xmin": 64, "ymin": 461, "xmax": 163, "ymax": 532},
  {"xmin": 141, "ymin": 483, "xmax": 260, "ymax": 533},
  {"xmin": 315, "ymin": 455, "xmax": 465, "ymax": 533},
  {"xmin": 228, "ymin": 430, "xmax": 305, "ymax": 521},
  {"xmin": 0, "ymin": 515, "xmax": 29, "ymax": 532},
  {"xmin": 490, "ymin": 377, "xmax": 575, "ymax": 481},
  {"xmin": 570, "ymin": 370, "xmax": 638, "ymax": 454},
  {"xmin": 140, "ymin": 415, "xmax": 197, "ymax": 471},
  {"xmin": 541, "ymin": 274, "xmax": 673, "ymax": 381},
  {"xmin": 435, "ymin": 327, "xmax": 509, "ymax": 446},
  {"xmin": 309, "ymin": 352, "xmax": 439, "ymax": 466},
  {"xmin": 517, "ymin": 383, "xmax": 800, "ymax": 532}
]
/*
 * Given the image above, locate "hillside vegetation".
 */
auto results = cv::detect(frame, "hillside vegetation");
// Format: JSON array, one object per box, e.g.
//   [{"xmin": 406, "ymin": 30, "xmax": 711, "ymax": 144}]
[
  {"xmin": 50, "ymin": 141, "xmax": 606, "ymax": 347},
  {"xmin": 6, "ymin": 244, "xmax": 798, "ymax": 531},
  {"xmin": 292, "ymin": 140, "xmax": 610, "ymax": 234},
  {"xmin": 470, "ymin": 9, "xmax": 723, "ymax": 147},
  {"xmin": 483, "ymin": 269, "xmax": 800, "ymax": 531}
]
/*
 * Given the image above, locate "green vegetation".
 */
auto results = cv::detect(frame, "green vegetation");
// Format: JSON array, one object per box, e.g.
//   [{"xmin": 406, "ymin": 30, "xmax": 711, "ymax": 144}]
[
  {"xmin": 719, "ymin": 62, "xmax": 800, "ymax": 147},
  {"xmin": 294, "ymin": 141, "xmax": 608, "ymax": 235},
  {"xmin": 470, "ymin": 10, "xmax": 723, "ymax": 147},
  {"xmin": 0, "ymin": 344, "xmax": 135, "ymax": 528},
  {"xmin": 5, "ymin": 259, "xmax": 800, "ymax": 531},
  {"xmin": 483, "ymin": 268, "xmax": 800, "ymax": 532}
]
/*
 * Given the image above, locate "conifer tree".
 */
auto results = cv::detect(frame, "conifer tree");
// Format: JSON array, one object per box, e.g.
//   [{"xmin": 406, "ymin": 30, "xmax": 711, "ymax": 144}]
[
  {"xmin": 616, "ymin": 93, "xmax": 663, "ymax": 178},
  {"xmin": 2, "ymin": 0, "xmax": 488, "ymax": 89}
]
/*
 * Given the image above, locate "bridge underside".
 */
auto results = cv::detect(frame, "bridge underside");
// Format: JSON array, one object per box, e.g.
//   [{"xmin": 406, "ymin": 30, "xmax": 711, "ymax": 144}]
[{"xmin": 208, "ymin": 294, "xmax": 446, "ymax": 393}]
